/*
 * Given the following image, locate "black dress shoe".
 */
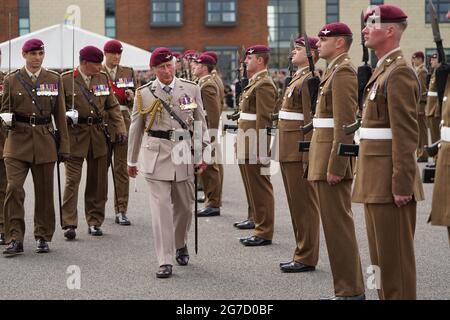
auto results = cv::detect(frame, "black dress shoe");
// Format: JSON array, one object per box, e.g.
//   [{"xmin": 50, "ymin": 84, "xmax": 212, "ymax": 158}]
[
  {"xmin": 36, "ymin": 239, "xmax": 49, "ymax": 253},
  {"xmin": 241, "ymin": 236, "xmax": 272, "ymax": 247},
  {"xmin": 64, "ymin": 227, "xmax": 76, "ymax": 240},
  {"xmin": 280, "ymin": 261, "xmax": 316, "ymax": 273},
  {"xmin": 233, "ymin": 219, "xmax": 255, "ymax": 230},
  {"xmin": 3, "ymin": 240, "xmax": 24, "ymax": 256},
  {"xmin": 197, "ymin": 207, "xmax": 220, "ymax": 217},
  {"xmin": 0, "ymin": 233, "xmax": 5, "ymax": 245},
  {"xmin": 156, "ymin": 264, "xmax": 173, "ymax": 279},
  {"xmin": 176, "ymin": 245, "xmax": 189, "ymax": 266},
  {"xmin": 88, "ymin": 226, "xmax": 103, "ymax": 236},
  {"xmin": 320, "ymin": 294, "xmax": 366, "ymax": 300},
  {"xmin": 115, "ymin": 213, "xmax": 131, "ymax": 226},
  {"xmin": 279, "ymin": 260, "xmax": 293, "ymax": 268}
]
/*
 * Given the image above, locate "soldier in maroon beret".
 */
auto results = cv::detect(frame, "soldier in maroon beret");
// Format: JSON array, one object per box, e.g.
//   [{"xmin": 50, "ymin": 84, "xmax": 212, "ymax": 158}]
[
  {"xmin": 353, "ymin": 4, "xmax": 424, "ymax": 299},
  {"xmin": 426, "ymin": 51, "xmax": 441, "ymax": 161},
  {"xmin": 102, "ymin": 40, "xmax": 137, "ymax": 226},
  {"xmin": 60, "ymin": 45, "xmax": 126, "ymax": 239},
  {"xmin": 309, "ymin": 22, "xmax": 365, "ymax": 300}
]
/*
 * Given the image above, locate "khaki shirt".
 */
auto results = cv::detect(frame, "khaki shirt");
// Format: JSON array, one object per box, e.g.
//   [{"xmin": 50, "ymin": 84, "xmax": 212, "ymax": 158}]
[
  {"xmin": 307, "ymin": 53, "xmax": 357, "ymax": 181},
  {"xmin": 0, "ymin": 68, "xmax": 70, "ymax": 164},
  {"xmin": 61, "ymin": 69, "xmax": 125, "ymax": 159},
  {"xmin": 352, "ymin": 50, "xmax": 425, "ymax": 203}
]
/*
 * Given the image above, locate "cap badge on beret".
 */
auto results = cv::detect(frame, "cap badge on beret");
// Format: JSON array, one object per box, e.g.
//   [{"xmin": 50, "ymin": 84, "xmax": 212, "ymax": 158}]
[
  {"xmin": 247, "ymin": 49, "xmax": 255, "ymax": 54},
  {"xmin": 321, "ymin": 29, "xmax": 331, "ymax": 35}
]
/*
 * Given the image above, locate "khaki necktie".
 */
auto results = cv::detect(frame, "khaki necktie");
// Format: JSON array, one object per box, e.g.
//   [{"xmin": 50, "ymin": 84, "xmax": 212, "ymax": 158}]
[{"xmin": 31, "ymin": 74, "xmax": 37, "ymax": 84}]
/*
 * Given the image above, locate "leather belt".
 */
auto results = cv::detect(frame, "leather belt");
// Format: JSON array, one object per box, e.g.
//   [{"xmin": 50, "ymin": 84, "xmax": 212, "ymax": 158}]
[
  {"xmin": 279, "ymin": 111, "xmax": 304, "ymax": 121},
  {"xmin": 147, "ymin": 130, "xmax": 189, "ymax": 142},
  {"xmin": 14, "ymin": 114, "xmax": 51, "ymax": 126},
  {"xmin": 360, "ymin": 128, "xmax": 393, "ymax": 140},
  {"xmin": 240, "ymin": 113, "xmax": 257, "ymax": 121},
  {"xmin": 313, "ymin": 118, "xmax": 334, "ymax": 128},
  {"xmin": 427, "ymin": 91, "xmax": 438, "ymax": 97},
  {"xmin": 441, "ymin": 126, "xmax": 450, "ymax": 142},
  {"xmin": 77, "ymin": 116, "xmax": 103, "ymax": 125}
]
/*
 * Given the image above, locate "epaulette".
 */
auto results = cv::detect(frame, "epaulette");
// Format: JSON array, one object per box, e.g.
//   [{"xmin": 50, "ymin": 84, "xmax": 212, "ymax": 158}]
[
  {"xmin": 61, "ymin": 69, "xmax": 74, "ymax": 77},
  {"xmin": 179, "ymin": 78, "xmax": 197, "ymax": 85},
  {"xmin": 3, "ymin": 69, "xmax": 20, "ymax": 80},
  {"xmin": 136, "ymin": 81, "xmax": 153, "ymax": 92},
  {"xmin": 46, "ymin": 69, "xmax": 61, "ymax": 76}
]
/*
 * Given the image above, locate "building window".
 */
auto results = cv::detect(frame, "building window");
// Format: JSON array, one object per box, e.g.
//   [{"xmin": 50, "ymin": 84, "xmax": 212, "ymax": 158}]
[
  {"xmin": 370, "ymin": 0, "xmax": 384, "ymax": 5},
  {"xmin": 326, "ymin": 0, "xmax": 339, "ymax": 24},
  {"xmin": 204, "ymin": 46, "xmax": 238, "ymax": 84},
  {"xmin": 151, "ymin": 0, "xmax": 183, "ymax": 27},
  {"xmin": 268, "ymin": 0, "xmax": 300, "ymax": 69},
  {"xmin": 426, "ymin": 0, "xmax": 450, "ymax": 23},
  {"xmin": 205, "ymin": 0, "xmax": 237, "ymax": 26},
  {"xmin": 18, "ymin": 0, "xmax": 30, "ymax": 36},
  {"xmin": 105, "ymin": 0, "xmax": 116, "ymax": 38}
]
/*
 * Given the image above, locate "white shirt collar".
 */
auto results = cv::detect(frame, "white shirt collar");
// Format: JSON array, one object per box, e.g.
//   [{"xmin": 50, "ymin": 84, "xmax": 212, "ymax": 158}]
[
  {"xmin": 156, "ymin": 77, "xmax": 176, "ymax": 90},
  {"xmin": 25, "ymin": 66, "xmax": 42, "ymax": 79},
  {"xmin": 78, "ymin": 68, "xmax": 92, "ymax": 87},
  {"xmin": 327, "ymin": 53, "xmax": 347, "ymax": 69},
  {"xmin": 376, "ymin": 47, "xmax": 401, "ymax": 68}
]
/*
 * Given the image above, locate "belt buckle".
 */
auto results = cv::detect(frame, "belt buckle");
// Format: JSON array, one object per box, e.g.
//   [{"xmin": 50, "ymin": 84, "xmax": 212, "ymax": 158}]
[
  {"xmin": 169, "ymin": 130, "xmax": 176, "ymax": 142},
  {"xmin": 87, "ymin": 117, "xmax": 94, "ymax": 126},
  {"xmin": 29, "ymin": 115, "xmax": 36, "ymax": 127}
]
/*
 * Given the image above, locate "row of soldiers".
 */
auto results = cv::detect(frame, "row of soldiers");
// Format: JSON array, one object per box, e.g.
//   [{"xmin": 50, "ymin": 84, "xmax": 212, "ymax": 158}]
[{"xmin": 226, "ymin": 4, "xmax": 449, "ymax": 300}]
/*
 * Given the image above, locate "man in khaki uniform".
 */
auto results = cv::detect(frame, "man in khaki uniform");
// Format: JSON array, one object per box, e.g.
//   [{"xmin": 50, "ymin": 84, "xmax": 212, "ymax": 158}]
[
  {"xmin": 102, "ymin": 40, "xmax": 138, "ymax": 225},
  {"xmin": 0, "ymin": 49, "xmax": 7, "ymax": 245},
  {"xmin": 412, "ymin": 51, "xmax": 429, "ymax": 162},
  {"xmin": 61, "ymin": 46, "xmax": 126, "ymax": 239},
  {"xmin": 278, "ymin": 36, "xmax": 321, "ymax": 273},
  {"xmin": 353, "ymin": 5, "xmax": 425, "ymax": 300},
  {"xmin": 429, "ymin": 71, "xmax": 450, "ymax": 245},
  {"xmin": 192, "ymin": 54, "xmax": 222, "ymax": 217},
  {"xmin": 308, "ymin": 23, "xmax": 365, "ymax": 300},
  {"xmin": 425, "ymin": 52, "xmax": 442, "ymax": 165},
  {"xmin": 1, "ymin": 39, "xmax": 70, "ymax": 255},
  {"xmin": 128, "ymin": 48, "xmax": 209, "ymax": 279},
  {"xmin": 237, "ymin": 45, "xmax": 277, "ymax": 247}
]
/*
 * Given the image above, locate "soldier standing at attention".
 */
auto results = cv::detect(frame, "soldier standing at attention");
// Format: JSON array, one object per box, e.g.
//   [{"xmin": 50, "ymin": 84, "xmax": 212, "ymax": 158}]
[
  {"xmin": 61, "ymin": 46, "xmax": 126, "ymax": 240},
  {"xmin": 236, "ymin": 45, "xmax": 278, "ymax": 247},
  {"xmin": 192, "ymin": 54, "xmax": 222, "ymax": 217},
  {"xmin": 412, "ymin": 51, "xmax": 429, "ymax": 163},
  {"xmin": 1, "ymin": 39, "xmax": 69, "ymax": 255},
  {"xmin": 127, "ymin": 48, "xmax": 209, "ymax": 279},
  {"xmin": 307, "ymin": 23, "xmax": 365, "ymax": 300},
  {"xmin": 0, "ymin": 48, "xmax": 7, "ymax": 246},
  {"xmin": 353, "ymin": 5, "xmax": 425, "ymax": 299},
  {"xmin": 102, "ymin": 40, "xmax": 137, "ymax": 226},
  {"xmin": 278, "ymin": 36, "xmax": 321, "ymax": 273}
]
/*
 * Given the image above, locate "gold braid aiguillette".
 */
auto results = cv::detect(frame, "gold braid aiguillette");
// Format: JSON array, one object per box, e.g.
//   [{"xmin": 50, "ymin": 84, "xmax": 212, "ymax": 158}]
[{"xmin": 136, "ymin": 89, "xmax": 163, "ymax": 132}]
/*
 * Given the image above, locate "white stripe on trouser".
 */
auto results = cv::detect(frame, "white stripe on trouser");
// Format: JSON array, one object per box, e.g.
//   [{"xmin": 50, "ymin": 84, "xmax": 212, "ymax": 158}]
[{"xmin": 359, "ymin": 128, "xmax": 393, "ymax": 140}]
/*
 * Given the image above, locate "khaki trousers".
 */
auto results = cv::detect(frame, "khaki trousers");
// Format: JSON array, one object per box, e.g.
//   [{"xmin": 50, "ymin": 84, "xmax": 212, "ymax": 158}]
[
  {"xmin": 364, "ymin": 202, "xmax": 417, "ymax": 300},
  {"xmin": 314, "ymin": 180, "xmax": 365, "ymax": 297},
  {"xmin": 0, "ymin": 159, "xmax": 6, "ymax": 234},
  {"xmin": 417, "ymin": 113, "xmax": 429, "ymax": 158},
  {"xmin": 146, "ymin": 178, "xmax": 194, "ymax": 267},
  {"xmin": 3, "ymin": 158, "xmax": 55, "ymax": 242},
  {"xmin": 240, "ymin": 163, "xmax": 274, "ymax": 240},
  {"xmin": 238, "ymin": 163, "xmax": 255, "ymax": 222},
  {"xmin": 62, "ymin": 149, "xmax": 108, "ymax": 228},
  {"xmin": 280, "ymin": 162, "xmax": 320, "ymax": 266},
  {"xmin": 201, "ymin": 163, "xmax": 223, "ymax": 208}
]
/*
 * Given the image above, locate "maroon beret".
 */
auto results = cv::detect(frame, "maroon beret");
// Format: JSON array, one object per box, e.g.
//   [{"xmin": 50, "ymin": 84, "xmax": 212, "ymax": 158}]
[
  {"xmin": 295, "ymin": 36, "xmax": 319, "ymax": 50},
  {"xmin": 203, "ymin": 51, "xmax": 218, "ymax": 64},
  {"xmin": 183, "ymin": 49, "xmax": 199, "ymax": 59},
  {"xmin": 172, "ymin": 52, "xmax": 182, "ymax": 60},
  {"xmin": 22, "ymin": 38, "xmax": 45, "ymax": 53},
  {"xmin": 103, "ymin": 40, "xmax": 123, "ymax": 54},
  {"xmin": 195, "ymin": 54, "xmax": 217, "ymax": 66},
  {"xmin": 318, "ymin": 23, "xmax": 353, "ymax": 37},
  {"xmin": 150, "ymin": 47, "xmax": 173, "ymax": 67},
  {"xmin": 246, "ymin": 45, "xmax": 270, "ymax": 56},
  {"xmin": 412, "ymin": 51, "xmax": 424, "ymax": 60},
  {"xmin": 79, "ymin": 46, "xmax": 104, "ymax": 63},
  {"xmin": 364, "ymin": 4, "xmax": 408, "ymax": 24}
]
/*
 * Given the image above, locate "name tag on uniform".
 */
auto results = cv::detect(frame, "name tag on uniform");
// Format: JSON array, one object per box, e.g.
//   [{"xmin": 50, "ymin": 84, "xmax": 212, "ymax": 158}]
[
  {"xmin": 369, "ymin": 83, "xmax": 379, "ymax": 101},
  {"xmin": 36, "ymin": 83, "xmax": 59, "ymax": 96},
  {"xmin": 179, "ymin": 94, "xmax": 198, "ymax": 110},
  {"xmin": 92, "ymin": 84, "xmax": 110, "ymax": 96},
  {"xmin": 116, "ymin": 78, "xmax": 134, "ymax": 88}
]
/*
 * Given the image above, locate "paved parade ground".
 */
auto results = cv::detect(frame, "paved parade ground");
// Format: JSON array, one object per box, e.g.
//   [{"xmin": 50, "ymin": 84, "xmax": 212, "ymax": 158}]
[{"xmin": 0, "ymin": 113, "xmax": 448, "ymax": 300}]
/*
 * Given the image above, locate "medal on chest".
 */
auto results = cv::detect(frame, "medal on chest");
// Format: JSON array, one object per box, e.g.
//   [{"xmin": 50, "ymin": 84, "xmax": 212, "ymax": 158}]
[
  {"xmin": 116, "ymin": 77, "xmax": 134, "ymax": 88},
  {"xmin": 36, "ymin": 83, "xmax": 59, "ymax": 96},
  {"xmin": 179, "ymin": 94, "xmax": 198, "ymax": 110},
  {"xmin": 92, "ymin": 84, "xmax": 110, "ymax": 96}
]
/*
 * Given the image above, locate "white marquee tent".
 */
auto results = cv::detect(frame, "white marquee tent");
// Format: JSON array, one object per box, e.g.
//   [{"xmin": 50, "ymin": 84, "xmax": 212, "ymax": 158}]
[{"xmin": 0, "ymin": 24, "xmax": 151, "ymax": 71}]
